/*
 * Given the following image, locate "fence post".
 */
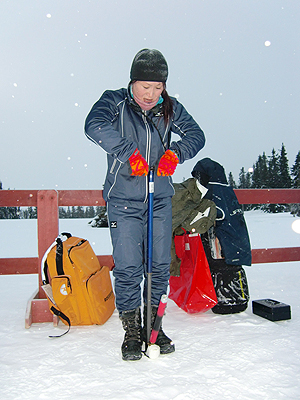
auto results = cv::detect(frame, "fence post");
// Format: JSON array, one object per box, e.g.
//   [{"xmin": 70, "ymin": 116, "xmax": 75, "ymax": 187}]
[{"xmin": 37, "ymin": 190, "xmax": 59, "ymax": 298}]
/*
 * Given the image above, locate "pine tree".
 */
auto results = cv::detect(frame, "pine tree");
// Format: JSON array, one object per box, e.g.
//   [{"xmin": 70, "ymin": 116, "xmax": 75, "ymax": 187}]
[
  {"xmin": 291, "ymin": 150, "xmax": 300, "ymax": 188},
  {"xmin": 228, "ymin": 172, "xmax": 236, "ymax": 188},
  {"xmin": 238, "ymin": 167, "xmax": 247, "ymax": 188},
  {"xmin": 278, "ymin": 143, "xmax": 292, "ymax": 188},
  {"xmin": 268, "ymin": 149, "xmax": 280, "ymax": 189},
  {"xmin": 66, "ymin": 207, "xmax": 71, "ymax": 218},
  {"xmin": 265, "ymin": 144, "xmax": 291, "ymax": 213},
  {"xmin": 76, "ymin": 206, "xmax": 85, "ymax": 218},
  {"xmin": 260, "ymin": 152, "xmax": 269, "ymax": 187},
  {"xmin": 245, "ymin": 171, "xmax": 252, "ymax": 188},
  {"xmin": 290, "ymin": 150, "xmax": 300, "ymax": 216},
  {"xmin": 252, "ymin": 153, "xmax": 268, "ymax": 188},
  {"xmin": 85, "ymin": 206, "xmax": 96, "ymax": 218},
  {"xmin": 28, "ymin": 206, "xmax": 37, "ymax": 219},
  {"xmin": 251, "ymin": 161, "xmax": 259, "ymax": 189},
  {"xmin": 59, "ymin": 207, "xmax": 67, "ymax": 218},
  {"xmin": 266, "ymin": 148, "xmax": 283, "ymax": 213},
  {"xmin": 239, "ymin": 169, "xmax": 252, "ymax": 188},
  {"xmin": 237, "ymin": 168, "xmax": 252, "ymax": 210},
  {"xmin": 6, "ymin": 206, "xmax": 21, "ymax": 219}
]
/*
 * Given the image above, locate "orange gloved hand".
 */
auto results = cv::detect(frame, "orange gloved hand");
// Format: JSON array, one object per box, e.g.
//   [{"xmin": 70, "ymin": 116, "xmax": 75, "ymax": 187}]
[
  {"xmin": 129, "ymin": 148, "xmax": 149, "ymax": 176},
  {"xmin": 157, "ymin": 149, "xmax": 179, "ymax": 176}
]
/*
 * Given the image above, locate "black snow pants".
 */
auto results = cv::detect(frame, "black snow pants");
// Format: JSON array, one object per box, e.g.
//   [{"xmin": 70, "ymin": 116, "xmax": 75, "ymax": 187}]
[{"xmin": 107, "ymin": 197, "xmax": 172, "ymax": 313}]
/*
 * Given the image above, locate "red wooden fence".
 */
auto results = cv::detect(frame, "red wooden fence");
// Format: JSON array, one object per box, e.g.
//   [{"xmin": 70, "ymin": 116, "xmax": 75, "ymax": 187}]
[{"xmin": 0, "ymin": 188, "xmax": 300, "ymax": 327}]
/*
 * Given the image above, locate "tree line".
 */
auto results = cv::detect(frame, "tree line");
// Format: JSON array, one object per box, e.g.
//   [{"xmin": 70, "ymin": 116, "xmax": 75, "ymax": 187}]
[
  {"xmin": 0, "ymin": 179, "xmax": 108, "ymax": 221},
  {"xmin": 227, "ymin": 144, "xmax": 300, "ymax": 214},
  {"xmin": 0, "ymin": 203, "xmax": 107, "ymax": 221},
  {"xmin": 0, "ymin": 191, "xmax": 108, "ymax": 222}
]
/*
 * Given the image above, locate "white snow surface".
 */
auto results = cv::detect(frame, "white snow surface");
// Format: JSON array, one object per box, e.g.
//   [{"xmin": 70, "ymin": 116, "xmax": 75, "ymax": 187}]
[{"xmin": 1, "ymin": 211, "xmax": 300, "ymax": 400}]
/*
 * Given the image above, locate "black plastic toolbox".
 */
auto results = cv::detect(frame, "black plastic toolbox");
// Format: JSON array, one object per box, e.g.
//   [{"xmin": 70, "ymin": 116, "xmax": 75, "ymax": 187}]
[{"xmin": 252, "ymin": 299, "xmax": 291, "ymax": 321}]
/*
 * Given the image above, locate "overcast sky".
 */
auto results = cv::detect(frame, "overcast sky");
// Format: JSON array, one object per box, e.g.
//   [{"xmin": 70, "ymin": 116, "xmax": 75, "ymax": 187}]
[{"xmin": 1, "ymin": 0, "xmax": 299, "ymax": 190}]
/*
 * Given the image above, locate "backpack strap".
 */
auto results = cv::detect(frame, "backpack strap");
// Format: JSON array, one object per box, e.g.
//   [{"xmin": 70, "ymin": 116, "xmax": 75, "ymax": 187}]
[
  {"xmin": 41, "ymin": 233, "xmax": 72, "ymax": 284},
  {"xmin": 49, "ymin": 306, "xmax": 71, "ymax": 338},
  {"xmin": 55, "ymin": 232, "xmax": 72, "ymax": 275},
  {"xmin": 55, "ymin": 237, "xmax": 64, "ymax": 276}
]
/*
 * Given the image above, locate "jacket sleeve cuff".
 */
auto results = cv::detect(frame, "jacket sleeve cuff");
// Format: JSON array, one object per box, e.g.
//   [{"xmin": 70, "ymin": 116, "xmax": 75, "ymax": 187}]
[{"xmin": 169, "ymin": 146, "xmax": 181, "ymax": 163}]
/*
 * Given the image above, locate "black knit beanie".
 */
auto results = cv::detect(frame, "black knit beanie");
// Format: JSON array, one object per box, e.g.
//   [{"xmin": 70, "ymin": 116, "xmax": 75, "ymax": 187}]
[{"xmin": 130, "ymin": 49, "xmax": 168, "ymax": 82}]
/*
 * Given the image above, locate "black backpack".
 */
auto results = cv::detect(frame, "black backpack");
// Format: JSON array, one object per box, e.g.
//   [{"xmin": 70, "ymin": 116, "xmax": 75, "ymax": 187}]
[{"xmin": 201, "ymin": 229, "xmax": 250, "ymax": 314}]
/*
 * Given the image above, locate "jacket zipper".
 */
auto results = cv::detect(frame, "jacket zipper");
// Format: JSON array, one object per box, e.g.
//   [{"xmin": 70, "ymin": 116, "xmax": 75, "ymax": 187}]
[{"xmin": 142, "ymin": 112, "xmax": 151, "ymax": 202}]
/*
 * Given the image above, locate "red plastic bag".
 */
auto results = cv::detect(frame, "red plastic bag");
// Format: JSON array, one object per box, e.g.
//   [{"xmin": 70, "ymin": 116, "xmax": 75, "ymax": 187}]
[{"xmin": 169, "ymin": 232, "xmax": 218, "ymax": 313}]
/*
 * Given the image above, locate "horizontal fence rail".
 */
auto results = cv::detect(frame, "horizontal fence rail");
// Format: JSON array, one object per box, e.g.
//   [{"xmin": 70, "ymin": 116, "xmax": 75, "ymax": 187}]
[
  {"xmin": 1, "ymin": 188, "xmax": 299, "ymax": 327},
  {"xmin": 1, "ymin": 188, "xmax": 300, "ymax": 276},
  {"xmin": 234, "ymin": 188, "xmax": 300, "ymax": 205}
]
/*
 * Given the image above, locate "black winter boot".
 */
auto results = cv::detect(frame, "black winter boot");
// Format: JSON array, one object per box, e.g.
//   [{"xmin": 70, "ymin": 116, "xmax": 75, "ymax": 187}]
[
  {"xmin": 142, "ymin": 305, "xmax": 175, "ymax": 355},
  {"xmin": 120, "ymin": 308, "xmax": 142, "ymax": 361}
]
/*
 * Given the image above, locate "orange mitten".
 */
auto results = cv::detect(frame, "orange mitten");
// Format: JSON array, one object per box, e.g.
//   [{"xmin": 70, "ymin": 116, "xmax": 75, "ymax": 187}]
[
  {"xmin": 129, "ymin": 148, "xmax": 149, "ymax": 176},
  {"xmin": 157, "ymin": 150, "xmax": 179, "ymax": 176}
]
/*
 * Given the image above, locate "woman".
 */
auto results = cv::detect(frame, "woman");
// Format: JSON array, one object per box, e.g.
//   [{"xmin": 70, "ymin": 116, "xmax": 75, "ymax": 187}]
[{"xmin": 85, "ymin": 49, "xmax": 205, "ymax": 361}]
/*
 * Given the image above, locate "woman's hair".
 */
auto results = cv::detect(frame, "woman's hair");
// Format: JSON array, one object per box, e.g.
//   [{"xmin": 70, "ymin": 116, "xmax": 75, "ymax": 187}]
[{"xmin": 161, "ymin": 84, "xmax": 173, "ymax": 125}]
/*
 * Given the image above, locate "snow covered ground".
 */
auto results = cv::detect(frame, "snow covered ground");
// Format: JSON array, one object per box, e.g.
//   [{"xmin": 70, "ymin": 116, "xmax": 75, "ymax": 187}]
[{"xmin": 0, "ymin": 211, "xmax": 300, "ymax": 400}]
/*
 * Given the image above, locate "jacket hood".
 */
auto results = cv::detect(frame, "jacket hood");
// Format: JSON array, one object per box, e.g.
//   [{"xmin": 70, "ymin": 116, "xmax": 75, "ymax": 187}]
[{"xmin": 191, "ymin": 158, "xmax": 228, "ymax": 186}]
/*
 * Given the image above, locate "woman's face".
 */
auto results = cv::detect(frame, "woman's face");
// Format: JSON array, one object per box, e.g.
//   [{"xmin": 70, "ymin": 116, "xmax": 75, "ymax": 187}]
[{"xmin": 131, "ymin": 81, "xmax": 164, "ymax": 110}]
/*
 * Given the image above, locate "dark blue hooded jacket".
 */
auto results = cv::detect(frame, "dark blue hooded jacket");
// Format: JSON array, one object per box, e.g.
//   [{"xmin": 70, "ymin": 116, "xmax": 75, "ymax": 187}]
[
  {"xmin": 192, "ymin": 158, "xmax": 252, "ymax": 266},
  {"xmin": 85, "ymin": 87, "xmax": 205, "ymax": 202}
]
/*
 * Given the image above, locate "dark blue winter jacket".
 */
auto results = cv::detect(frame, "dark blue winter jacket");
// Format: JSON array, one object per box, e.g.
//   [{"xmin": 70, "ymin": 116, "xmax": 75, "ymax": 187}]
[
  {"xmin": 85, "ymin": 87, "xmax": 205, "ymax": 202},
  {"xmin": 192, "ymin": 158, "xmax": 252, "ymax": 266}
]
